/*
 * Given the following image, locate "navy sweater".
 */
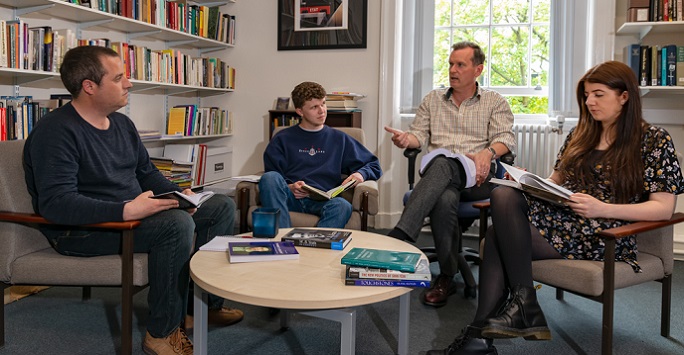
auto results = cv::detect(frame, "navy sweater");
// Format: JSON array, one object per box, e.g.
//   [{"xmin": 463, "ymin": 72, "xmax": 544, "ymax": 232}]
[
  {"xmin": 23, "ymin": 103, "xmax": 179, "ymax": 225},
  {"xmin": 264, "ymin": 125, "xmax": 382, "ymax": 191}
]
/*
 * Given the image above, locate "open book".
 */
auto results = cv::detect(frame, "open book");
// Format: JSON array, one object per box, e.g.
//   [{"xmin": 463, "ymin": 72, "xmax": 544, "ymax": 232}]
[
  {"xmin": 420, "ymin": 148, "xmax": 476, "ymax": 188},
  {"xmin": 302, "ymin": 179, "xmax": 355, "ymax": 201},
  {"xmin": 151, "ymin": 190, "xmax": 215, "ymax": 209},
  {"xmin": 490, "ymin": 163, "xmax": 575, "ymax": 206}
]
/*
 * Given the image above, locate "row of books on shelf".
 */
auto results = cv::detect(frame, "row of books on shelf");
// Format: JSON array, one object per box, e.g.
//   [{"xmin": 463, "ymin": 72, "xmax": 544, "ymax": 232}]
[
  {"xmin": 110, "ymin": 42, "xmax": 236, "ymax": 88},
  {"xmin": 0, "ymin": 95, "xmax": 69, "ymax": 141},
  {"xmin": 272, "ymin": 113, "xmax": 301, "ymax": 130},
  {"xmin": 627, "ymin": 0, "xmax": 683, "ymax": 22},
  {"xmin": 0, "ymin": 21, "xmax": 236, "ymax": 91},
  {"xmin": 165, "ymin": 105, "xmax": 233, "ymax": 137},
  {"xmin": 64, "ymin": 0, "xmax": 237, "ymax": 45},
  {"xmin": 624, "ymin": 43, "xmax": 684, "ymax": 87},
  {"xmin": 152, "ymin": 142, "xmax": 210, "ymax": 188}
]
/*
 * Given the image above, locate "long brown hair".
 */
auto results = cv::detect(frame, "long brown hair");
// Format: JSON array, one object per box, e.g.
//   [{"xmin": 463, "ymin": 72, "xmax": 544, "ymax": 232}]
[{"xmin": 558, "ymin": 61, "xmax": 646, "ymax": 203}]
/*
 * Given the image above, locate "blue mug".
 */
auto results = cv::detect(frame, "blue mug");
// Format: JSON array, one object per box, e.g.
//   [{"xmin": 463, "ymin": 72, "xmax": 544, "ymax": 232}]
[{"xmin": 252, "ymin": 207, "xmax": 280, "ymax": 238}]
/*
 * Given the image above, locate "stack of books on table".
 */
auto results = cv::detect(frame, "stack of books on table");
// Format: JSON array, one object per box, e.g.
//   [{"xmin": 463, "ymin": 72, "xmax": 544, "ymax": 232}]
[{"xmin": 341, "ymin": 247, "xmax": 431, "ymax": 288}]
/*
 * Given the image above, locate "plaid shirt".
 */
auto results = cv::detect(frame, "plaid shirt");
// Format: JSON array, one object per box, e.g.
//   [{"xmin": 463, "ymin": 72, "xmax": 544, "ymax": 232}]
[{"xmin": 407, "ymin": 85, "xmax": 516, "ymax": 155}]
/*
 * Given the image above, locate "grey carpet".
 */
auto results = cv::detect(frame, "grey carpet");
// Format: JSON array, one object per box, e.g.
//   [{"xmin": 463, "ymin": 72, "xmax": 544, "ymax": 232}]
[{"xmin": 3, "ymin": 230, "xmax": 684, "ymax": 354}]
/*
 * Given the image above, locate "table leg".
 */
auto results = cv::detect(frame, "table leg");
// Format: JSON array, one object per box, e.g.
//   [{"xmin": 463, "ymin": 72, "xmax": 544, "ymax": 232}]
[
  {"xmin": 299, "ymin": 309, "xmax": 356, "ymax": 355},
  {"xmin": 193, "ymin": 286, "xmax": 209, "ymax": 355},
  {"xmin": 280, "ymin": 309, "xmax": 290, "ymax": 329},
  {"xmin": 398, "ymin": 293, "xmax": 410, "ymax": 355}
]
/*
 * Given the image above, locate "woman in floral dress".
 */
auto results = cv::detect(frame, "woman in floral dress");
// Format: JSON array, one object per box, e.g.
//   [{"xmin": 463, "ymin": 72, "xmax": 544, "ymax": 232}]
[{"xmin": 427, "ymin": 61, "xmax": 684, "ymax": 355}]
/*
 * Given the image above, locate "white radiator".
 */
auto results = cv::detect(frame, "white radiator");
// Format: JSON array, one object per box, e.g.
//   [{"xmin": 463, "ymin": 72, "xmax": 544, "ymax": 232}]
[{"xmin": 512, "ymin": 124, "xmax": 563, "ymax": 178}]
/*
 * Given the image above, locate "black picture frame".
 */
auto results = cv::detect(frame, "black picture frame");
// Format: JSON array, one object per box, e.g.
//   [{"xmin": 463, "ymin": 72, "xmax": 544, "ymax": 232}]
[{"xmin": 278, "ymin": 0, "xmax": 368, "ymax": 51}]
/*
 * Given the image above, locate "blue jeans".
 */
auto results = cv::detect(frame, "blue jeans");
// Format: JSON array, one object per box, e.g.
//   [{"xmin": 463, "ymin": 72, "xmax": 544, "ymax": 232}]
[
  {"xmin": 44, "ymin": 194, "xmax": 236, "ymax": 338},
  {"xmin": 258, "ymin": 171, "xmax": 352, "ymax": 228}
]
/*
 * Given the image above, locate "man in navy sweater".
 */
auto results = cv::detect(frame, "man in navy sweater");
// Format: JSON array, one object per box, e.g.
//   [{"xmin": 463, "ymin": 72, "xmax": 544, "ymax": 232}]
[
  {"xmin": 23, "ymin": 46, "xmax": 242, "ymax": 355},
  {"xmin": 259, "ymin": 81, "xmax": 382, "ymax": 228}
]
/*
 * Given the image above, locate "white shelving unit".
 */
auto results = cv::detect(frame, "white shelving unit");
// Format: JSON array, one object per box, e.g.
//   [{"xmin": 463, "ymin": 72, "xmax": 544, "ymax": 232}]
[{"xmin": 0, "ymin": 0, "xmax": 236, "ymax": 178}]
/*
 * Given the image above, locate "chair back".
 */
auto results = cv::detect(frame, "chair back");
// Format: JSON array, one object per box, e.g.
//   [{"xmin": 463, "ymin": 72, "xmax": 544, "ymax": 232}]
[{"xmin": 0, "ymin": 140, "xmax": 53, "ymax": 283}]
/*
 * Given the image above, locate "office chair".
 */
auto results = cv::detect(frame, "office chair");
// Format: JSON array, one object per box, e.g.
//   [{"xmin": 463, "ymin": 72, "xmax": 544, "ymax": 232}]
[{"xmin": 403, "ymin": 148, "xmax": 514, "ymax": 298}]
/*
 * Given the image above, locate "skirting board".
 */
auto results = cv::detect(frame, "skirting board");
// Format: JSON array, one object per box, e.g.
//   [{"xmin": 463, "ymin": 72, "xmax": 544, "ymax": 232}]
[{"xmin": 674, "ymin": 240, "xmax": 684, "ymax": 261}]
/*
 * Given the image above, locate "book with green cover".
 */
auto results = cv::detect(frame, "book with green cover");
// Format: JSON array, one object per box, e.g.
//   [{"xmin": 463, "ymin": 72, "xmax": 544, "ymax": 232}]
[
  {"xmin": 340, "ymin": 248, "xmax": 422, "ymax": 273},
  {"xmin": 301, "ymin": 179, "xmax": 355, "ymax": 201}
]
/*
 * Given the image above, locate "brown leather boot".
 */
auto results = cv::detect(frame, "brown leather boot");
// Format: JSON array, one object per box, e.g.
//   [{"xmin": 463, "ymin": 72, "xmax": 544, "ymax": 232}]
[
  {"xmin": 421, "ymin": 273, "xmax": 457, "ymax": 307},
  {"xmin": 142, "ymin": 327, "xmax": 193, "ymax": 355},
  {"xmin": 480, "ymin": 285, "xmax": 551, "ymax": 340}
]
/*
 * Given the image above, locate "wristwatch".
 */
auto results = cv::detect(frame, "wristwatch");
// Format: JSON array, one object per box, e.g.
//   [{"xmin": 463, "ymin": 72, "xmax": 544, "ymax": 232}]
[{"xmin": 487, "ymin": 147, "xmax": 497, "ymax": 160}]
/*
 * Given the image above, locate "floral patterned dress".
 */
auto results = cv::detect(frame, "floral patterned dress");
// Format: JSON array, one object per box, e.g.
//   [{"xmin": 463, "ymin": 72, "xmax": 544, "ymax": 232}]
[{"xmin": 527, "ymin": 125, "xmax": 684, "ymax": 272}]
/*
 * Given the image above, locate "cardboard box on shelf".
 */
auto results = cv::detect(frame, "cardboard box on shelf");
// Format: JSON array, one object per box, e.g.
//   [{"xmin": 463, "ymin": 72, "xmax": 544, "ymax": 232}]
[{"xmin": 204, "ymin": 146, "xmax": 232, "ymax": 183}]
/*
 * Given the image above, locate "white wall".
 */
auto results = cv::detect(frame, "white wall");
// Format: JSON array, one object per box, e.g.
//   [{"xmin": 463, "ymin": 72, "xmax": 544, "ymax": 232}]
[{"xmin": 225, "ymin": 1, "xmax": 382, "ymax": 176}]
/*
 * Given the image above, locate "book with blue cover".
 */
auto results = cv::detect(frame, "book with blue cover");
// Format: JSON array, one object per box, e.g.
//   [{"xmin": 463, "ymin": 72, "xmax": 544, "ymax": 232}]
[
  {"xmin": 228, "ymin": 241, "xmax": 299, "ymax": 263},
  {"xmin": 341, "ymin": 247, "xmax": 422, "ymax": 273},
  {"xmin": 281, "ymin": 228, "xmax": 352, "ymax": 250},
  {"xmin": 344, "ymin": 278, "xmax": 430, "ymax": 288}
]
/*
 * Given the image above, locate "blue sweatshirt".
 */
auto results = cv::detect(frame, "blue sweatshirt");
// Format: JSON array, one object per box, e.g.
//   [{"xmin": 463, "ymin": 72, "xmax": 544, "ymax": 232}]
[
  {"xmin": 23, "ymin": 103, "xmax": 179, "ymax": 225},
  {"xmin": 264, "ymin": 125, "xmax": 382, "ymax": 191}
]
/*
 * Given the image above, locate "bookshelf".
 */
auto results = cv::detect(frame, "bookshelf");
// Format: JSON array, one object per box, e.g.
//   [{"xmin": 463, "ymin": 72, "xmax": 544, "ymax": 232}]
[
  {"xmin": 0, "ymin": 0, "xmax": 237, "ymax": 182},
  {"xmin": 268, "ymin": 109, "xmax": 362, "ymax": 138},
  {"xmin": 616, "ymin": 20, "xmax": 684, "ymax": 97}
]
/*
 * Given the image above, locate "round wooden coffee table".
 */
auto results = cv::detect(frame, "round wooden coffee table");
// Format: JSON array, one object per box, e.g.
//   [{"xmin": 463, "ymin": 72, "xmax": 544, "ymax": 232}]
[{"xmin": 190, "ymin": 228, "xmax": 425, "ymax": 355}]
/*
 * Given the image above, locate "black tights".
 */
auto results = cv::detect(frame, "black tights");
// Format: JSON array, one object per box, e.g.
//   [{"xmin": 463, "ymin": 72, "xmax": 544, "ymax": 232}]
[{"xmin": 472, "ymin": 187, "xmax": 562, "ymax": 326}]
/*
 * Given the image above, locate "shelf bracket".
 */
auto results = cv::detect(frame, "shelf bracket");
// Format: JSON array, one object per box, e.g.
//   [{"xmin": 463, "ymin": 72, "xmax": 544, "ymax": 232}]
[
  {"xmin": 168, "ymin": 39, "xmax": 199, "ymax": 47},
  {"xmin": 129, "ymin": 30, "xmax": 163, "ymax": 40},
  {"xmin": 130, "ymin": 85, "xmax": 162, "ymax": 93},
  {"xmin": 14, "ymin": 74, "xmax": 58, "ymax": 86},
  {"xmin": 638, "ymin": 26, "xmax": 652, "ymax": 40},
  {"xmin": 79, "ymin": 19, "xmax": 115, "ymax": 30},
  {"xmin": 16, "ymin": 4, "xmax": 54, "ymax": 17},
  {"xmin": 200, "ymin": 1, "xmax": 230, "ymax": 6},
  {"xmin": 200, "ymin": 46, "xmax": 226, "ymax": 55}
]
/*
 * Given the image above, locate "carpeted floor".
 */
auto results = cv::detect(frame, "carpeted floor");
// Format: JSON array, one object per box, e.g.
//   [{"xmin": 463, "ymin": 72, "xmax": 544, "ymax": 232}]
[{"xmin": 3, "ymin": 230, "xmax": 684, "ymax": 354}]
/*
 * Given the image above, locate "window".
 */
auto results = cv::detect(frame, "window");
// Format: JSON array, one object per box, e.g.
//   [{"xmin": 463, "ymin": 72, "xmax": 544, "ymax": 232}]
[{"xmin": 434, "ymin": 0, "xmax": 550, "ymax": 114}]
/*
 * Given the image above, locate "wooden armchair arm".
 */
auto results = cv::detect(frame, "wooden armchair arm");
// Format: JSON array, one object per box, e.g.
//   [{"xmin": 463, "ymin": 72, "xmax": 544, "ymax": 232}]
[
  {"xmin": 599, "ymin": 212, "xmax": 684, "ymax": 240},
  {"xmin": 0, "ymin": 211, "xmax": 140, "ymax": 230}
]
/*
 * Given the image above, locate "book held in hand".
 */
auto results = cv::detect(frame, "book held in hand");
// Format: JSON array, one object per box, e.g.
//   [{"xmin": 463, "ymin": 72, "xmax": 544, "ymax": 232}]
[
  {"xmin": 302, "ymin": 179, "xmax": 355, "ymax": 201},
  {"xmin": 490, "ymin": 163, "xmax": 575, "ymax": 206},
  {"xmin": 341, "ymin": 247, "xmax": 422, "ymax": 273},
  {"xmin": 419, "ymin": 148, "xmax": 476, "ymax": 188},
  {"xmin": 151, "ymin": 190, "xmax": 215, "ymax": 209},
  {"xmin": 227, "ymin": 241, "xmax": 299, "ymax": 263},
  {"xmin": 281, "ymin": 228, "xmax": 352, "ymax": 250},
  {"xmin": 346, "ymin": 258, "xmax": 431, "ymax": 281}
]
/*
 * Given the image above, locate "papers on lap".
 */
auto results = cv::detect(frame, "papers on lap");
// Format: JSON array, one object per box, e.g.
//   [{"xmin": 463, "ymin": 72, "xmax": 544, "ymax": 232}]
[
  {"xmin": 419, "ymin": 148, "xmax": 476, "ymax": 188},
  {"xmin": 302, "ymin": 179, "xmax": 355, "ymax": 201},
  {"xmin": 151, "ymin": 190, "xmax": 214, "ymax": 209},
  {"xmin": 490, "ymin": 163, "xmax": 575, "ymax": 206}
]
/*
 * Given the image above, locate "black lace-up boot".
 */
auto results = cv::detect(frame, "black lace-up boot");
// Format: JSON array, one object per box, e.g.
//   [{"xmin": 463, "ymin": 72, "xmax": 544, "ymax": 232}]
[
  {"xmin": 481, "ymin": 285, "xmax": 551, "ymax": 341},
  {"xmin": 426, "ymin": 325, "xmax": 497, "ymax": 355}
]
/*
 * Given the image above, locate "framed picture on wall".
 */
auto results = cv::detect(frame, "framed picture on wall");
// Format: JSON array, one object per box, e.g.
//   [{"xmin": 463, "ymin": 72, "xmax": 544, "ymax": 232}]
[{"xmin": 278, "ymin": 0, "xmax": 368, "ymax": 50}]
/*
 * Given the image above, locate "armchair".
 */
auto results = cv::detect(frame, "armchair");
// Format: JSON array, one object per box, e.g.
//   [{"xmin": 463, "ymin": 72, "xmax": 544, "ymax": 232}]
[
  {"xmin": 0, "ymin": 140, "xmax": 147, "ymax": 355},
  {"xmin": 471, "ymin": 174, "xmax": 684, "ymax": 354},
  {"xmin": 237, "ymin": 126, "xmax": 379, "ymax": 232}
]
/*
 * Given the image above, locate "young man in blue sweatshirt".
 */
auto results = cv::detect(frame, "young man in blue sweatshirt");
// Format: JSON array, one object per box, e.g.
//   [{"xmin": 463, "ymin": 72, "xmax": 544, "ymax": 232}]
[{"xmin": 259, "ymin": 81, "xmax": 382, "ymax": 228}]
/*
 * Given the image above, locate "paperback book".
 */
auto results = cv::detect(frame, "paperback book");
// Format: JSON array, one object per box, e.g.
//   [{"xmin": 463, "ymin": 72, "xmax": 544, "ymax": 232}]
[
  {"xmin": 341, "ymin": 247, "xmax": 422, "ymax": 273},
  {"xmin": 151, "ymin": 190, "xmax": 215, "ymax": 209},
  {"xmin": 419, "ymin": 148, "xmax": 476, "ymax": 188},
  {"xmin": 227, "ymin": 241, "xmax": 299, "ymax": 263},
  {"xmin": 281, "ymin": 228, "xmax": 352, "ymax": 250},
  {"xmin": 489, "ymin": 163, "xmax": 575, "ymax": 206},
  {"xmin": 346, "ymin": 258, "xmax": 431, "ymax": 281},
  {"xmin": 344, "ymin": 278, "xmax": 430, "ymax": 288},
  {"xmin": 302, "ymin": 179, "xmax": 355, "ymax": 201}
]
